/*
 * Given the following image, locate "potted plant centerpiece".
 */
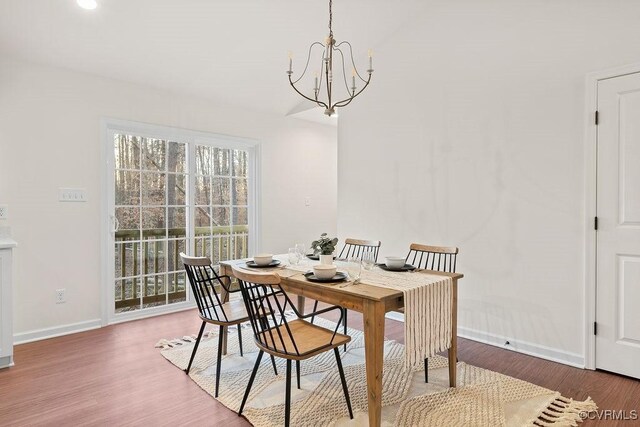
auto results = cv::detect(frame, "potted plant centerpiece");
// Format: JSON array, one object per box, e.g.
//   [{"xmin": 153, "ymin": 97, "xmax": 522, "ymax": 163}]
[{"xmin": 311, "ymin": 233, "xmax": 338, "ymax": 265}]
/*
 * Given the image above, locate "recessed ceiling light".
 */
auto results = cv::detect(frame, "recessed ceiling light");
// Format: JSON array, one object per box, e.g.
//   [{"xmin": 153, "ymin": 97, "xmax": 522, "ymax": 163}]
[{"xmin": 77, "ymin": 0, "xmax": 97, "ymax": 10}]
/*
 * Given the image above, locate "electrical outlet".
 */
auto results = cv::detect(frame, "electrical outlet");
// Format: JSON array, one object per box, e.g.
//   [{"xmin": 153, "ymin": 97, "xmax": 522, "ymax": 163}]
[
  {"xmin": 55, "ymin": 288, "xmax": 66, "ymax": 304},
  {"xmin": 304, "ymin": 197, "xmax": 311, "ymax": 207},
  {"xmin": 0, "ymin": 205, "xmax": 7, "ymax": 220}
]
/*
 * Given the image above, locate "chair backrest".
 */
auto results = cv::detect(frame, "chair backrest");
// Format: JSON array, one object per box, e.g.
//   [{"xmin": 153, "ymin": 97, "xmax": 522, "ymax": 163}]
[
  {"xmin": 181, "ymin": 253, "xmax": 230, "ymax": 323},
  {"xmin": 232, "ymin": 266, "xmax": 309, "ymax": 357},
  {"xmin": 338, "ymin": 238, "xmax": 382, "ymax": 262},
  {"xmin": 405, "ymin": 243, "xmax": 459, "ymax": 273}
]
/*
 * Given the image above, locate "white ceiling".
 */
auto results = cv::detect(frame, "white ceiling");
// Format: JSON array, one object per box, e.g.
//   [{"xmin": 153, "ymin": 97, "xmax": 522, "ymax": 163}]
[{"xmin": 0, "ymin": 0, "xmax": 425, "ymax": 117}]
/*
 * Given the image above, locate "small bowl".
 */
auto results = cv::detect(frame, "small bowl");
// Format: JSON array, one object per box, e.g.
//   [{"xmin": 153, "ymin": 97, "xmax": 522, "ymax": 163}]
[
  {"xmin": 253, "ymin": 253, "xmax": 273, "ymax": 266},
  {"xmin": 313, "ymin": 264, "xmax": 337, "ymax": 280},
  {"xmin": 385, "ymin": 256, "xmax": 406, "ymax": 269}
]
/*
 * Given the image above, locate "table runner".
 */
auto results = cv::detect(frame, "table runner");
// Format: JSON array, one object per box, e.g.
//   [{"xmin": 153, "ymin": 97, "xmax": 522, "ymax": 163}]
[
  {"xmin": 357, "ymin": 267, "xmax": 452, "ymax": 368},
  {"xmin": 234, "ymin": 256, "xmax": 453, "ymax": 368}
]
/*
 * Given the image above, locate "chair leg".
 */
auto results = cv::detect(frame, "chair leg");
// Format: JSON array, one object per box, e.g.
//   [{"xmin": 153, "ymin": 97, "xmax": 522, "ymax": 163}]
[
  {"xmin": 215, "ymin": 325, "xmax": 224, "ymax": 398},
  {"xmin": 239, "ymin": 350, "xmax": 264, "ymax": 415},
  {"xmin": 424, "ymin": 357, "xmax": 428, "ymax": 383},
  {"xmin": 270, "ymin": 355, "xmax": 278, "ymax": 376},
  {"xmin": 342, "ymin": 309, "xmax": 348, "ymax": 352},
  {"xmin": 334, "ymin": 347, "xmax": 353, "ymax": 419},
  {"xmin": 185, "ymin": 321, "xmax": 206, "ymax": 375},
  {"xmin": 237, "ymin": 324, "xmax": 243, "ymax": 357},
  {"xmin": 285, "ymin": 359, "xmax": 292, "ymax": 427},
  {"xmin": 310, "ymin": 300, "xmax": 319, "ymax": 323},
  {"xmin": 296, "ymin": 360, "xmax": 301, "ymax": 389}
]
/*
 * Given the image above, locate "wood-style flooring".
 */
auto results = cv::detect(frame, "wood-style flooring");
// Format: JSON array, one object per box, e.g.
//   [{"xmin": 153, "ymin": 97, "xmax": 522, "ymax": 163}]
[{"xmin": 0, "ymin": 308, "xmax": 638, "ymax": 426}]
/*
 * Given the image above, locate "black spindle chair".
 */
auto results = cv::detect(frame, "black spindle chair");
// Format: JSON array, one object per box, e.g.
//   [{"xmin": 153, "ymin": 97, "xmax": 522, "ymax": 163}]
[
  {"xmin": 406, "ymin": 243, "xmax": 458, "ymax": 273},
  {"xmin": 181, "ymin": 253, "xmax": 277, "ymax": 397},
  {"xmin": 232, "ymin": 266, "xmax": 353, "ymax": 427},
  {"xmin": 312, "ymin": 238, "xmax": 382, "ymax": 351},
  {"xmin": 337, "ymin": 238, "xmax": 382, "ymax": 262},
  {"xmin": 403, "ymin": 243, "xmax": 459, "ymax": 383}
]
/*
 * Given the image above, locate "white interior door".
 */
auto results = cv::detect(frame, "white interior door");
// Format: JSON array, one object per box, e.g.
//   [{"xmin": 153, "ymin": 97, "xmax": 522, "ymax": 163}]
[{"xmin": 596, "ymin": 72, "xmax": 640, "ymax": 379}]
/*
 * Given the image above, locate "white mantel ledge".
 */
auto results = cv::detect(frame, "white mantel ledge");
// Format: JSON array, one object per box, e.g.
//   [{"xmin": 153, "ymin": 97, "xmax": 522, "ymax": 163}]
[{"xmin": 0, "ymin": 238, "xmax": 17, "ymax": 250}]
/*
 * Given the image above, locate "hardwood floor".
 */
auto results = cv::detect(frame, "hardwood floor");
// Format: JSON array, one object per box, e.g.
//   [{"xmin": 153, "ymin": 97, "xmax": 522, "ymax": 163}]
[{"xmin": 0, "ymin": 308, "xmax": 637, "ymax": 426}]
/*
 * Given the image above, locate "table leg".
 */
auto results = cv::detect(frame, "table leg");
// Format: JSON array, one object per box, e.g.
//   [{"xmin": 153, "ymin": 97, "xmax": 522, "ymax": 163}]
[
  {"xmin": 297, "ymin": 295, "xmax": 306, "ymax": 315},
  {"xmin": 219, "ymin": 270, "xmax": 230, "ymax": 356},
  {"xmin": 363, "ymin": 299, "xmax": 385, "ymax": 427},
  {"xmin": 448, "ymin": 280, "xmax": 458, "ymax": 387}
]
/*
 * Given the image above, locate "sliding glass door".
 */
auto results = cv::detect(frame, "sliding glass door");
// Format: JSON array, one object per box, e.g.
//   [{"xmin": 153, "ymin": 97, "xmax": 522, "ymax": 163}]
[
  {"xmin": 104, "ymin": 121, "xmax": 257, "ymax": 322},
  {"xmin": 113, "ymin": 135, "xmax": 188, "ymax": 313}
]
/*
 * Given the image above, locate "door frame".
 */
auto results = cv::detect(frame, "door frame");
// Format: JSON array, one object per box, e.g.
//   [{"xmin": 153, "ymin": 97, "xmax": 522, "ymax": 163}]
[
  {"xmin": 584, "ymin": 63, "xmax": 640, "ymax": 369},
  {"xmin": 99, "ymin": 118, "xmax": 261, "ymax": 326}
]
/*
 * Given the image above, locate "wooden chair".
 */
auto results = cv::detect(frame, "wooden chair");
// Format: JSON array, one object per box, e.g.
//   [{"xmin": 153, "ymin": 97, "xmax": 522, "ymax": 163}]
[
  {"xmin": 313, "ymin": 238, "xmax": 382, "ymax": 351},
  {"xmin": 232, "ymin": 266, "xmax": 353, "ymax": 427},
  {"xmin": 338, "ymin": 238, "xmax": 382, "ymax": 262},
  {"xmin": 180, "ymin": 253, "xmax": 277, "ymax": 397},
  {"xmin": 403, "ymin": 243, "xmax": 459, "ymax": 383},
  {"xmin": 406, "ymin": 243, "xmax": 458, "ymax": 273}
]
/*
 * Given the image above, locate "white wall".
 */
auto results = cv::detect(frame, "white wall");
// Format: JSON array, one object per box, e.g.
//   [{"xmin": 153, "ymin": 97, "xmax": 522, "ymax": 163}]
[
  {"xmin": 338, "ymin": 0, "xmax": 640, "ymax": 366},
  {"xmin": 0, "ymin": 57, "xmax": 337, "ymax": 338}
]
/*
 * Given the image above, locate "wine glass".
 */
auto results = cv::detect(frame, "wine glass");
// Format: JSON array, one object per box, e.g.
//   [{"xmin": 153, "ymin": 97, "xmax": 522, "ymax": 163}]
[
  {"xmin": 288, "ymin": 247, "xmax": 300, "ymax": 265},
  {"xmin": 362, "ymin": 252, "xmax": 375, "ymax": 271},
  {"xmin": 346, "ymin": 256, "xmax": 362, "ymax": 283}
]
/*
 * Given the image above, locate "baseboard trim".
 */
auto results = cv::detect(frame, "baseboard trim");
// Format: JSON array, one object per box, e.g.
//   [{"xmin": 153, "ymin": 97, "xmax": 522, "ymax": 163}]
[
  {"xmin": 0, "ymin": 355, "xmax": 14, "ymax": 369},
  {"xmin": 384, "ymin": 312, "xmax": 585, "ymax": 368},
  {"xmin": 13, "ymin": 319, "xmax": 102, "ymax": 345}
]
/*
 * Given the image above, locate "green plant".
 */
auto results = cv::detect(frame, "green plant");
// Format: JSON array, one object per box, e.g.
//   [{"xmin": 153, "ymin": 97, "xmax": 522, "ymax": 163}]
[{"xmin": 311, "ymin": 233, "xmax": 338, "ymax": 256}]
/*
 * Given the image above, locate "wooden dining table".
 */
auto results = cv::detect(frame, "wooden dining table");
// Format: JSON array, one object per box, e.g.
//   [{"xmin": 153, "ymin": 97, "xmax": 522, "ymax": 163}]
[{"xmin": 219, "ymin": 258, "xmax": 463, "ymax": 427}]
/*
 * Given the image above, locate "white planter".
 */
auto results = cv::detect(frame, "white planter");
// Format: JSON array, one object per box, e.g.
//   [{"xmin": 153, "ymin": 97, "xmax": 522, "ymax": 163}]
[{"xmin": 319, "ymin": 254, "xmax": 334, "ymax": 265}]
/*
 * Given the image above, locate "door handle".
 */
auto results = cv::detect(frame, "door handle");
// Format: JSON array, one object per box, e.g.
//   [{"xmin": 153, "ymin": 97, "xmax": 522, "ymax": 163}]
[{"xmin": 110, "ymin": 215, "xmax": 120, "ymax": 233}]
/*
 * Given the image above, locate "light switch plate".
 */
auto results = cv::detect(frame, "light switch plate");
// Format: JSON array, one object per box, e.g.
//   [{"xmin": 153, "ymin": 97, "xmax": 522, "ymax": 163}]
[
  {"xmin": 0, "ymin": 205, "xmax": 8, "ymax": 220},
  {"xmin": 59, "ymin": 188, "xmax": 87, "ymax": 202}
]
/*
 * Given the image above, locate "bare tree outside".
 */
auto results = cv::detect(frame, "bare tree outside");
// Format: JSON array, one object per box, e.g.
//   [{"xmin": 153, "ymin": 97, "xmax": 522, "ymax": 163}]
[{"xmin": 113, "ymin": 134, "xmax": 249, "ymax": 313}]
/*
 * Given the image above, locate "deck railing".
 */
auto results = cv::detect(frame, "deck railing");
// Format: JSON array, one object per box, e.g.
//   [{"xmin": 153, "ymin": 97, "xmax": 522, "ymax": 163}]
[{"xmin": 115, "ymin": 225, "xmax": 248, "ymax": 311}]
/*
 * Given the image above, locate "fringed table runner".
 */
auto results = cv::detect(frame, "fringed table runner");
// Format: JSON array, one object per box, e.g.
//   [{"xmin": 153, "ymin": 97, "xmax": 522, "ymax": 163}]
[{"xmin": 356, "ymin": 268, "xmax": 452, "ymax": 368}]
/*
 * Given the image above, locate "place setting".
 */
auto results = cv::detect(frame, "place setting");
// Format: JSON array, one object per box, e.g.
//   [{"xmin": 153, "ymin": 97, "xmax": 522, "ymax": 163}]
[
  {"xmin": 244, "ymin": 253, "xmax": 281, "ymax": 268},
  {"xmin": 376, "ymin": 256, "xmax": 417, "ymax": 272}
]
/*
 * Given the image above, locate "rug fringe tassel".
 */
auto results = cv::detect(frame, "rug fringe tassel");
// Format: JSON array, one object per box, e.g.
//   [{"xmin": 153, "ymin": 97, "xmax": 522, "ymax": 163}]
[
  {"xmin": 155, "ymin": 335, "xmax": 198, "ymax": 349},
  {"xmin": 534, "ymin": 396, "xmax": 597, "ymax": 426}
]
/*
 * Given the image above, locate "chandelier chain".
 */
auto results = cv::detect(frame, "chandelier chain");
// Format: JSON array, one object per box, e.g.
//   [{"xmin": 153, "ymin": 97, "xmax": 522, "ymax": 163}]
[{"xmin": 328, "ymin": 0, "xmax": 333, "ymax": 37}]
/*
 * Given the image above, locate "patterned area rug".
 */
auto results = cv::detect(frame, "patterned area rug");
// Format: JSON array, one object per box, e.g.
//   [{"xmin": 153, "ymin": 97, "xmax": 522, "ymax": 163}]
[{"xmin": 156, "ymin": 319, "xmax": 596, "ymax": 426}]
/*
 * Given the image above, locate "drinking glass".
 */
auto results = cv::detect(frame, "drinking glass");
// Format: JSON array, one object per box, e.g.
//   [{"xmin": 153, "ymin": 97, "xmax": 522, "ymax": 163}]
[
  {"xmin": 295, "ymin": 243, "xmax": 307, "ymax": 263},
  {"xmin": 362, "ymin": 252, "xmax": 375, "ymax": 271},
  {"xmin": 347, "ymin": 256, "xmax": 362, "ymax": 283},
  {"xmin": 288, "ymin": 247, "xmax": 300, "ymax": 265}
]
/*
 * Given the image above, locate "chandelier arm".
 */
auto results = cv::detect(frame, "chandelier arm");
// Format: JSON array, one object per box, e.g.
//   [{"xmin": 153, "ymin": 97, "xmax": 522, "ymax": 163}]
[
  {"xmin": 289, "ymin": 75, "xmax": 329, "ymax": 109},
  {"xmin": 317, "ymin": 51, "xmax": 325, "ymax": 93},
  {"xmin": 331, "ymin": 74, "xmax": 371, "ymax": 108},
  {"xmin": 334, "ymin": 41, "xmax": 369, "ymax": 83},
  {"xmin": 333, "ymin": 46, "xmax": 352, "ymax": 95},
  {"xmin": 292, "ymin": 42, "xmax": 326, "ymax": 85}
]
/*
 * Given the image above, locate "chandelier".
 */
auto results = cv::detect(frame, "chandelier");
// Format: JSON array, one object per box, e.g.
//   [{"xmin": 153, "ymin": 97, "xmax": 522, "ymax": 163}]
[{"xmin": 287, "ymin": 0, "xmax": 373, "ymax": 117}]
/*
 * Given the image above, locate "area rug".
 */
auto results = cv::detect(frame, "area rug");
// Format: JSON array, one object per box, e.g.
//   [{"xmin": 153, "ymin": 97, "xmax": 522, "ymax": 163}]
[{"xmin": 156, "ymin": 318, "xmax": 596, "ymax": 426}]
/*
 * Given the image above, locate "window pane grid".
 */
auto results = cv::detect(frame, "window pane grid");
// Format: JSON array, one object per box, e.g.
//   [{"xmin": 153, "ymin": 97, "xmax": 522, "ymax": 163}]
[{"xmin": 113, "ymin": 134, "xmax": 250, "ymax": 315}]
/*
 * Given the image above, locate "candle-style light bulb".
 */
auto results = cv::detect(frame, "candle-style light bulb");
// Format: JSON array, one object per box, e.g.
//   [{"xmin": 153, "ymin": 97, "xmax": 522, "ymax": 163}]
[
  {"xmin": 351, "ymin": 68, "xmax": 356, "ymax": 91},
  {"xmin": 288, "ymin": 51, "xmax": 293, "ymax": 73},
  {"xmin": 368, "ymin": 49, "xmax": 373, "ymax": 71}
]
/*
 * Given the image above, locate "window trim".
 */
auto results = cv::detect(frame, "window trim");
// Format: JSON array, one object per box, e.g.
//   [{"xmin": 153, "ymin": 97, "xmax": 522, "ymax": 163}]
[{"xmin": 100, "ymin": 118, "xmax": 260, "ymax": 326}]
